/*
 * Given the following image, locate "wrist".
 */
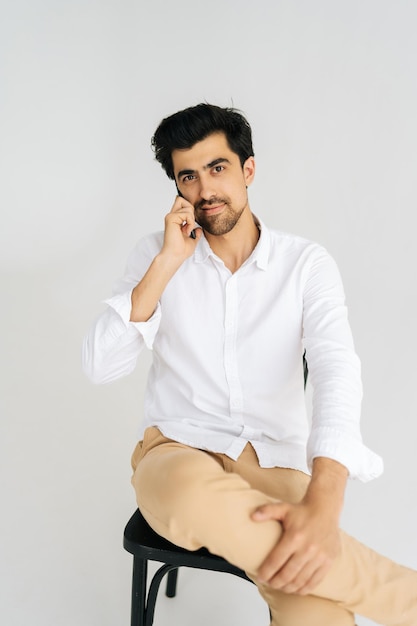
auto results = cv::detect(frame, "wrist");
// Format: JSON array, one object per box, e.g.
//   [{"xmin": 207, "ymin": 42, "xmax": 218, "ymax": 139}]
[
  {"xmin": 302, "ymin": 457, "xmax": 348, "ymax": 521},
  {"xmin": 129, "ymin": 252, "xmax": 182, "ymax": 323},
  {"xmin": 156, "ymin": 249, "xmax": 187, "ymax": 273}
]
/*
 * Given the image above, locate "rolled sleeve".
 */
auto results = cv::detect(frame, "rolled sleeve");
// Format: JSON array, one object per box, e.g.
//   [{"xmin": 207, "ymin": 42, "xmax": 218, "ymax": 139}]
[
  {"xmin": 105, "ymin": 291, "xmax": 161, "ymax": 350},
  {"xmin": 83, "ymin": 291, "xmax": 162, "ymax": 384},
  {"xmin": 307, "ymin": 426, "xmax": 384, "ymax": 482}
]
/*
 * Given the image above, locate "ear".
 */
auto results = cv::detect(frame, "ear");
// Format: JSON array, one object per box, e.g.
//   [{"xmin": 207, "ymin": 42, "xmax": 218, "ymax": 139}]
[{"xmin": 243, "ymin": 156, "xmax": 255, "ymax": 186}]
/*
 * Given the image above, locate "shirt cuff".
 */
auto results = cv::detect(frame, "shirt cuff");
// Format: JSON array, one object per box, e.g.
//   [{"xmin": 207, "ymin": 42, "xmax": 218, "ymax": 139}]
[
  {"xmin": 104, "ymin": 290, "xmax": 161, "ymax": 349},
  {"xmin": 307, "ymin": 426, "xmax": 384, "ymax": 482}
]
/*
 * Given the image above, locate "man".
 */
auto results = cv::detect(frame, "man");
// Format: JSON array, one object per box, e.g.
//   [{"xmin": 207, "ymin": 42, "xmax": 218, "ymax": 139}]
[{"xmin": 83, "ymin": 103, "xmax": 417, "ymax": 625}]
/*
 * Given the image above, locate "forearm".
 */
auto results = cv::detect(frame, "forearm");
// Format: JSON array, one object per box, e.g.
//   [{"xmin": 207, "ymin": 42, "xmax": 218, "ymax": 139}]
[
  {"xmin": 130, "ymin": 252, "xmax": 182, "ymax": 322},
  {"xmin": 302, "ymin": 456, "xmax": 348, "ymax": 522}
]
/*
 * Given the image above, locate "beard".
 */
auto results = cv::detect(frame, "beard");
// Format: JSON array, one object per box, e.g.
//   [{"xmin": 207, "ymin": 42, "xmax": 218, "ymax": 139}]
[{"xmin": 194, "ymin": 197, "xmax": 246, "ymax": 236}]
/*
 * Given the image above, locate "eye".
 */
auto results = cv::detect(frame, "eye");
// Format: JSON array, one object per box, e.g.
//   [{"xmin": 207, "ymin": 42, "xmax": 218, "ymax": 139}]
[
  {"xmin": 182, "ymin": 174, "xmax": 196, "ymax": 183},
  {"xmin": 213, "ymin": 165, "xmax": 224, "ymax": 174}
]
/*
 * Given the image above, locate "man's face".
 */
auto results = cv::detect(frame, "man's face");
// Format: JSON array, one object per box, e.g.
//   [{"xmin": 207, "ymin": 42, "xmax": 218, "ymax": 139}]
[{"xmin": 172, "ymin": 132, "xmax": 255, "ymax": 236}]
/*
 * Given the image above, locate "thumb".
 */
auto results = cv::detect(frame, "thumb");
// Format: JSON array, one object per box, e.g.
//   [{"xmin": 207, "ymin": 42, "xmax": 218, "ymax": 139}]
[
  {"xmin": 252, "ymin": 501, "xmax": 288, "ymax": 522},
  {"xmin": 193, "ymin": 226, "xmax": 203, "ymax": 241}
]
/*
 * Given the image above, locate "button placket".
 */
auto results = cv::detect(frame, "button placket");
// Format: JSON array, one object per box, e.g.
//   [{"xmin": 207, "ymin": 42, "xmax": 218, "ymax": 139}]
[{"xmin": 223, "ymin": 275, "xmax": 243, "ymax": 420}]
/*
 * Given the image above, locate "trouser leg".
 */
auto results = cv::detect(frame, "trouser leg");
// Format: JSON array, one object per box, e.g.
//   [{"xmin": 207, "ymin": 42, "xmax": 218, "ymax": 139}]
[
  {"xmin": 256, "ymin": 582, "xmax": 355, "ymax": 626},
  {"xmin": 131, "ymin": 428, "xmax": 281, "ymax": 572},
  {"xmin": 312, "ymin": 532, "xmax": 417, "ymax": 626},
  {"xmin": 229, "ymin": 441, "xmax": 417, "ymax": 626},
  {"xmin": 132, "ymin": 428, "xmax": 417, "ymax": 625},
  {"xmin": 131, "ymin": 428, "xmax": 355, "ymax": 625}
]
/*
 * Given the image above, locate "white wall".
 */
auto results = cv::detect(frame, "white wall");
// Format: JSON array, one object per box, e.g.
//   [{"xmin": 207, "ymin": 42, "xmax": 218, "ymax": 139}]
[{"xmin": 1, "ymin": 1, "xmax": 416, "ymax": 625}]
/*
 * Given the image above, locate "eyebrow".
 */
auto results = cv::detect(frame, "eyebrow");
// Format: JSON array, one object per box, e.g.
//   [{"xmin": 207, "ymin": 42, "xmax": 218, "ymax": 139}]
[{"xmin": 177, "ymin": 157, "xmax": 231, "ymax": 179}]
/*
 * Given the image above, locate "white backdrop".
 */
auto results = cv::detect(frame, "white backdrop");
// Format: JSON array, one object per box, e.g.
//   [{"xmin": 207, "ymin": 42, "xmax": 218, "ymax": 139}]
[{"xmin": 1, "ymin": 1, "xmax": 416, "ymax": 625}]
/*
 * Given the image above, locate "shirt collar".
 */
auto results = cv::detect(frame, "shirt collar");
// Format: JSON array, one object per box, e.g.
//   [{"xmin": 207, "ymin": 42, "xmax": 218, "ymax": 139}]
[
  {"xmin": 193, "ymin": 214, "xmax": 270, "ymax": 271},
  {"xmin": 252, "ymin": 217, "xmax": 270, "ymax": 270}
]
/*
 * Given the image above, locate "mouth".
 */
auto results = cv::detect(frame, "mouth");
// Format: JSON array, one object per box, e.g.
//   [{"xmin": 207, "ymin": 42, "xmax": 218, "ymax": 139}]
[{"xmin": 198, "ymin": 202, "xmax": 226, "ymax": 216}]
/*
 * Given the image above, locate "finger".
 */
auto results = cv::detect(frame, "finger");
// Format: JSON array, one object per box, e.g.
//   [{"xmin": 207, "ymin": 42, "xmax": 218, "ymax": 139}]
[
  {"xmin": 181, "ymin": 218, "xmax": 200, "ymax": 239},
  {"xmin": 171, "ymin": 195, "xmax": 194, "ymax": 212},
  {"xmin": 165, "ymin": 211, "xmax": 194, "ymax": 233},
  {"xmin": 296, "ymin": 560, "xmax": 332, "ymax": 596},
  {"xmin": 265, "ymin": 549, "xmax": 312, "ymax": 590},
  {"xmin": 167, "ymin": 208, "xmax": 194, "ymax": 222},
  {"xmin": 252, "ymin": 502, "xmax": 286, "ymax": 521},
  {"xmin": 168, "ymin": 197, "xmax": 195, "ymax": 226},
  {"xmin": 256, "ymin": 535, "xmax": 295, "ymax": 583},
  {"xmin": 278, "ymin": 556, "xmax": 322, "ymax": 594},
  {"xmin": 280, "ymin": 547, "xmax": 333, "ymax": 595}
]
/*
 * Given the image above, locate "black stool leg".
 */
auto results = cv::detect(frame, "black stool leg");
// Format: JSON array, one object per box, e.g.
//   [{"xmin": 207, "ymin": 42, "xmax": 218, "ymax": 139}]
[
  {"xmin": 165, "ymin": 568, "xmax": 178, "ymax": 597},
  {"xmin": 145, "ymin": 564, "xmax": 179, "ymax": 626},
  {"xmin": 131, "ymin": 555, "xmax": 147, "ymax": 626}
]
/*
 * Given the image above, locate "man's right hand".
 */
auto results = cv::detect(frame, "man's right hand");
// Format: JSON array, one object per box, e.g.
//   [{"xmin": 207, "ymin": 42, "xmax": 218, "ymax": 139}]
[
  {"xmin": 161, "ymin": 196, "xmax": 202, "ymax": 263},
  {"xmin": 130, "ymin": 197, "xmax": 201, "ymax": 323}
]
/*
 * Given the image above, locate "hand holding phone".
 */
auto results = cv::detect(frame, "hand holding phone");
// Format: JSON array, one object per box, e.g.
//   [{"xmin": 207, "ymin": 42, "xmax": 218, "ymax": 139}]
[{"xmin": 161, "ymin": 196, "xmax": 201, "ymax": 262}]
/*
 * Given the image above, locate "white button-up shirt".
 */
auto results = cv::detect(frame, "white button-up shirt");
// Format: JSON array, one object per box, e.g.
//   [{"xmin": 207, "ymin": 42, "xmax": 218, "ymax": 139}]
[{"xmin": 83, "ymin": 220, "xmax": 383, "ymax": 482}]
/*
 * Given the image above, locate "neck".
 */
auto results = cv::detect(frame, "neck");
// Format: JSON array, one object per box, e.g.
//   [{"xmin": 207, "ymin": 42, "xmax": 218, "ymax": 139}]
[{"xmin": 204, "ymin": 208, "xmax": 260, "ymax": 273}]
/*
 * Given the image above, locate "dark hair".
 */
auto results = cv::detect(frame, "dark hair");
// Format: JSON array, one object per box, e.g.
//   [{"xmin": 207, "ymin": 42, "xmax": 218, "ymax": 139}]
[{"xmin": 151, "ymin": 103, "xmax": 254, "ymax": 180}]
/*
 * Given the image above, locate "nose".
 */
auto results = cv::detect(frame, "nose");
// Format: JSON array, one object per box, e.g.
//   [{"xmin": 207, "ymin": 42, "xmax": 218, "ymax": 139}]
[{"xmin": 198, "ymin": 174, "xmax": 216, "ymax": 201}]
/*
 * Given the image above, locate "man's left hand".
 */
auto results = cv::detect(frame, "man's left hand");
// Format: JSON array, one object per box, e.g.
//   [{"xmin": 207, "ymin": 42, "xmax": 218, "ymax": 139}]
[{"xmin": 252, "ymin": 500, "xmax": 341, "ymax": 595}]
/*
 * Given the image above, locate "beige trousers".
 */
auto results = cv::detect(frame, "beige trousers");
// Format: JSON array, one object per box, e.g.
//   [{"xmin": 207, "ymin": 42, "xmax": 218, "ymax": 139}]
[{"xmin": 131, "ymin": 427, "xmax": 417, "ymax": 626}]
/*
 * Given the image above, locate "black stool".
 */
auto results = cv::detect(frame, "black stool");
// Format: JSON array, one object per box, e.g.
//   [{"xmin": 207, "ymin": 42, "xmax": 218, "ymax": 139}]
[{"xmin": 123, "ymin": 508, "xmax": 251, "ymax": 626}]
